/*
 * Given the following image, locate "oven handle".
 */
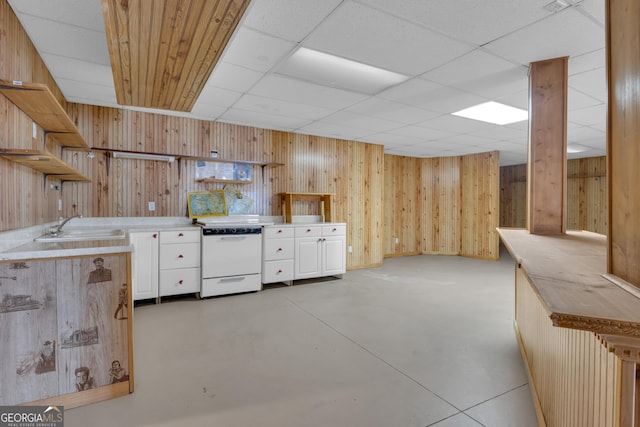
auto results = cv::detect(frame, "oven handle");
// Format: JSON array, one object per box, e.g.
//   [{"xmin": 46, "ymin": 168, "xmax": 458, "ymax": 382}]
[
  {"xmin": 219, "ymin": 236, "xmax": 249, "ymax": 241},
  {"xmin": 218, "ymin": 276, "xmax": 246, "ymax": 283}
]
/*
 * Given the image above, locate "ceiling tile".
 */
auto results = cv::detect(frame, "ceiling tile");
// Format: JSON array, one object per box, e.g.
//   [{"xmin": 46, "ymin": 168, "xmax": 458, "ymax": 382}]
[
  {"xmin": 390, "ymin": 125, "xmax": 454, "ymax": 141},
  {"xmin": 15, "ymin": 14, "xmax": 109, "ymax": 65},
  {"xmin": 484, "ymin": 8, "xmax": 605, "ymax": 66},
  {"xmin": 248, "ymin": 75, "xmax": 367, "ymax": 109},
  {"xmin": 241, "ymin": 0, "xmax": 342, "ymax": 42},
  {"xmin": 345, "ymin": 98, "xmax": 439, "ymax": 125},
  {"xmin": 190, "ymin": 104, "xmax": 228, "ymax": 121},
  {"xmin": 57, "ymin": 78, "xmax": 117, "ymax": 105},
  {"xmin": 41, "ymin": 54, "xmax": 113, "ymax": 86},
  {"xmin": 298, "ymin": 122, "xmax": 374, "ymax": 141},
  {"xmin": 219, "ymin": 27, "xmax": 296, "ymax": 72},
  {"xmin": 380, "ymin": 78, "xmax": 489, "ymax": 113},
  {"xmin": 568, "ymin": 104, "xmax": 607, "ymax": 126},
  {"xmin": 8, "ymin": 0, "xmax": 105, "ymax": 30},
  {"xmin": 194, "ymin": 86, "xmax": 243, "ymax": 108},
  {"xmin": 219, "ymin": 108, "xmax": 312, "ymax": 131},
  {"xmin": 419, "ymin": 114, "xmax": 498, "ymax": 134},
  {"xmin": 568, "ymin": 87, "xmax": 603, "ymax": 111},
  {"xmin": 232, "ymin": 94, "xmax": 334, "ymax": 120},
  {"xmin": 569, "ymin": 48, "xmax": 605, "ymax": 75},
  {"xmin": 569, "ymin": 67, "xmax": 607, "ymax": 103},
  {"xmin": 205, "ymin": 62, "xmax": 264, "ymax": 93},
  {"xmin": 320, "ymin": 110, "xmax": 404, "ymax": 133},
  {"xmin": 304, "ymin": 2, "xmax": 474, "ymax": 75},
  {"xmin": 358, "ymin": 0, "xmax": 554, "ymax": 45}
]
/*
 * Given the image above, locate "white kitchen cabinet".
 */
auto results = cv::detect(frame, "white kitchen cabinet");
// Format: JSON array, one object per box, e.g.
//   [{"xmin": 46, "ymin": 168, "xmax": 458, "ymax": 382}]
[
  {"xmin": 129, "ymin": 231, "xmax": 159, "ymax": 301},
  {"xmin": 294, "ymin": 223, "xmax": 346, "ymax": 280},
  {"xmin": 130, "ymin": 228, "xmax": 200, "ymax": 302},
  {"xmin": 159, "ymin": 230, "xmax": 201, "ymax": 297},
  {"xmin": 262, "ymin": 225, "xmax": 295, "ymax": 284}
]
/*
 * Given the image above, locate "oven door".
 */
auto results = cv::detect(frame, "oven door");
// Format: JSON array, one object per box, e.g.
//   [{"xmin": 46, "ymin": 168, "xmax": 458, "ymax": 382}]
[{"xmin": 201, "ymin": 233, "xmax": 262, "ymax": 278}]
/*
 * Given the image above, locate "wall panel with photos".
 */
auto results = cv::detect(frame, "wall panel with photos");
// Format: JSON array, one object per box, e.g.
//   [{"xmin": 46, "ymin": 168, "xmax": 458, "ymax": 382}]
[{"xmin": 0, "ymin": 253, "xmax": 133, "ymax": 407}]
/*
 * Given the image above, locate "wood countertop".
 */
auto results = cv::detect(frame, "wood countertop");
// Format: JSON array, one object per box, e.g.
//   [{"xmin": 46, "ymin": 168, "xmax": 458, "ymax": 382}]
[{"xmin": 498, "ymin": 228, "xmax": 640, "ymax": 338}]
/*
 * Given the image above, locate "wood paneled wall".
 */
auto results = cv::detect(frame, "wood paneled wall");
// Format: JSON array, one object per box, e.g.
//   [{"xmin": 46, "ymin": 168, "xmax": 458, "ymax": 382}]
[
  {"xmin": 500, "ymin": 164, "xmax": 527, "ymax": 229},
  {"xmin": 500, "ymin": 157, "xmax": 607, "ymax": 235},
  {"xmin": 0, "ymin": 0, "xmax": 68, "ymax": 230},
  {"xmin": 384, "ymin": 155, "xmax": 421, "ymax": 256},
  {"xmin": 460, "ymin": 151, "xmax": 500, "ymax": 260},
  {"xmin": 385, "ymin": 151, "xmax": 499, "ymax": 260},
  {"xmin": 567, "ymin": 157, "xmax": 607, "ymax": 234},
  {"xmin": 421, "ymin": 156, "xmax": 461, "ymax": 256},
  {"xmin": 65, "ymin": 106, "xmax": 386, "ymax": 270}
]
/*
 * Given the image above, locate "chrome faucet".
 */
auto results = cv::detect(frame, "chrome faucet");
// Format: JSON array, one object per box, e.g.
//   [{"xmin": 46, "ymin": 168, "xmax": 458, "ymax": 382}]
[{"xmin": 49, "ymin": 214, "xmax": 82, "ymax": 236}]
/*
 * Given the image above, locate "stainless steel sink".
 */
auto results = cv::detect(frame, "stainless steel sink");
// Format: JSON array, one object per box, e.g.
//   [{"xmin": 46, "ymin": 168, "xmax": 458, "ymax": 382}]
[{"xmin": 35, "ymin": 228, "xmax": 126, "ymax": 242}]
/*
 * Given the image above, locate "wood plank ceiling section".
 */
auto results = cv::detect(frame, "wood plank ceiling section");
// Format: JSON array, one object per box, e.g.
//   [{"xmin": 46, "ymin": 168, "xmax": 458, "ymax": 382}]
[{"xmin": 101, "ymin": 0, "xmax": 251, "ymax": 112}]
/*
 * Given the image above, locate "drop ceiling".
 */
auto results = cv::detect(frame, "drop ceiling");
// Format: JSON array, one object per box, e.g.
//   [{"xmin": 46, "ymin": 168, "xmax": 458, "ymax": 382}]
[{"xmin": 7, "ymin": 0, "xmax": 607, "ymax": 166}]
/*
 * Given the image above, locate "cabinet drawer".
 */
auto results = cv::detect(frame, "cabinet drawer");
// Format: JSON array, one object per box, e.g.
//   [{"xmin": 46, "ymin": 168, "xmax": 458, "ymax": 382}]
[
  {"xmin": 160, "ymin": 243, "xmax": 200, "ymax": 268},
  {"xmin": 263, "ymin": 238, "xmax": 294, "ymax": 260},
  {"xmin": 323, "ymin": 224, "xmax": 346, "ymax": 236},
  {"xmin": 159, "ymin": 267, "xmax": 200, "ymax": 296},
  {"xmin": 262, "ymin": 259, "xmax": 294, "ymax": 283},
  {"xmin": 295, "ymin": 226, "xmax": 322, "ymax": 238},
  {"xmin": 264, "ymin": 226, "xmax": 294, "ymax": 238},
  {"xmin": 160, "ymin": 229, "xmax": 200, "ymax": 244}
]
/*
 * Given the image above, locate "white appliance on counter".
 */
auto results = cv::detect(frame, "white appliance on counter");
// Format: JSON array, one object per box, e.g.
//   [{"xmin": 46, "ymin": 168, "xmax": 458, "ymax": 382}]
[{"xmin": 197, "ymin": 219, "xmax": 264, "ymax": 298}]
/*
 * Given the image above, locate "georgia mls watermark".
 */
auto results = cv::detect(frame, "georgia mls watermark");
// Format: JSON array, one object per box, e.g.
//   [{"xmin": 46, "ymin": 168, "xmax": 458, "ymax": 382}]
[{"xmin": 0, "ymin": 406, "xmax": 64, "ymax": 427}]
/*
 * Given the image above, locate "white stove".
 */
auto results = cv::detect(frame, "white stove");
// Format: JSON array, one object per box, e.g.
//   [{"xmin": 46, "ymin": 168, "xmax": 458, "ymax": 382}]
[{"xmin": 195, "ymin": 216, "xmax": 268, "ymax": 298}]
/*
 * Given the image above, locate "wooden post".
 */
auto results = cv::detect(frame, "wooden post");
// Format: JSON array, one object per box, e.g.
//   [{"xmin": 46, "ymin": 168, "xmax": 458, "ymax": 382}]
[
  {"xmin": 606, "ymin": 0, "xmax": 640, "ymax": 287},
  {"xmin": 527, "ymin": 57, "xmax": 568, "ymax": 235}
]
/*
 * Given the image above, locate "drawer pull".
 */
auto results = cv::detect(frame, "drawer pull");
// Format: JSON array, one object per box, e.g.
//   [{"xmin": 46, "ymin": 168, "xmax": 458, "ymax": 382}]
[
  {"xmin": 178, "ymin": 254, "xmax": 184, "ymax": 259},
  {"xmin": 178, "ymin": 280, "xmax": 184, "ymax": 285},
  {"xmin": 219, "ymin": 276, "xmax": 246, "ymax": 283},
  {"xmin": 332, "ymin": 228, "xmax": 337, "ymax": 232},
  {"xmin": 277, "ymin": 269, "xmax": 283, "ymax": 273},
  {"xmin": 306, "ymin": 228, "xmax": 311, "ymax": 232},
  {"xmin": 153, "ymin": 233, "xmax": 158, "ymax": 238},
  {"xmin": 277, "ymin": 229, "xmax": 283, "ymax": 233},
  {"xmin": 178, "ymin": 232, "xmax": 184, "ymax": 237},
  {"xmin": 277, "ymin": 248, "xmax": 283, "ymax": 252}
]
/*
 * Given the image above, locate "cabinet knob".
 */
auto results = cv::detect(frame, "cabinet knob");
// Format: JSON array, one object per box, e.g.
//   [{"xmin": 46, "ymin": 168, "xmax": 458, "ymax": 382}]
[
  {"xmin": 332, "ymin": 228, "xmax": 337, "ymax": 232},
  {"xmin": 178, "ymin": 254, "xmax": 184, "ymax": 259},
  {"xmin": 277, "ymin": 229, "xmax": 283, "ymax": 233},
  {"xmin": 277, "ymin": 269, "xmax": 283, "ymax": 273},
  {"xmin": 277, "ymin": 248, "xmax": 283, "ymax": 252},
  {"xmin": 178, "ymin": 232, "xmax": 184, "ymax": 237},
  {"xmin": 178, "ymin": 280, "xmax": 184, "ymax": 285},
  {"xmin": 307, "ymin": 229, "xmax": 311, "ymax": 232},
  {"xmin": 153, "ymin": 233, "xmax": 158, "ymax": 238}
]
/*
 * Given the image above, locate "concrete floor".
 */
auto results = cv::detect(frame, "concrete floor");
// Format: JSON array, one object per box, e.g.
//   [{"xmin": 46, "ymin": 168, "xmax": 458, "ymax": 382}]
[{"xmin": 65, "ymin": 248, "xmax": 538, "ymax": 427}]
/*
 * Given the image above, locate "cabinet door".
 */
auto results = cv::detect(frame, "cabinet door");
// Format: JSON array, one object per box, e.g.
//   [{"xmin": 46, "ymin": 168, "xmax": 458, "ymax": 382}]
[
  {"xmin": 56, "ymin": 255, "xmax": 130, "ymax": 395},
  {"xmin": 295, "ymin": 237, "xmax": 322, "ymax": 279},
  {"xmin": 0, "ymin": 259, "xmax": 58, "ymax": 405},
  {"xmin": 129, "ymin": 232, "xmax": 159, "ymax": 300},
  {"xmin": 323, "ymin": 236, "xmax": 346, "ymax": 276}
]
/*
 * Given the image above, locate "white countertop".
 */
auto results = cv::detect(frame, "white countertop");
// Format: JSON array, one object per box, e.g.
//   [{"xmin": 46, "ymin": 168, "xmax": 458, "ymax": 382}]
[{"xmin": 0, "ymin": 215, "xmax": 345, "ymax": 261}]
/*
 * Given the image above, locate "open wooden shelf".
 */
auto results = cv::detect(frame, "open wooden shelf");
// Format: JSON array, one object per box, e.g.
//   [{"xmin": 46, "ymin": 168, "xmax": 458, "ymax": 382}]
[
  {"xmin": 280, "ymin": 192, "xmax": 334, "ymax": 223},
  {"xmin": 0, "ymin": 149, "xmax": 90, "ymax": 182},
  {"xmin": 0, "ymin": 79, "xmax": 89, "ymax": 150}
]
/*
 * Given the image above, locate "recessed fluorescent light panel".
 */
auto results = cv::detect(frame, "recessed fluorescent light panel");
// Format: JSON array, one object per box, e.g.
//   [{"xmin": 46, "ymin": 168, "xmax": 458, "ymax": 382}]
[
  {"xmin": 276, "ymin": 47, "xmax": 410, "ymax": 94},
  {"xmin": 452, "ymin": 101, "xmax": 528, "ymax": 125}
]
